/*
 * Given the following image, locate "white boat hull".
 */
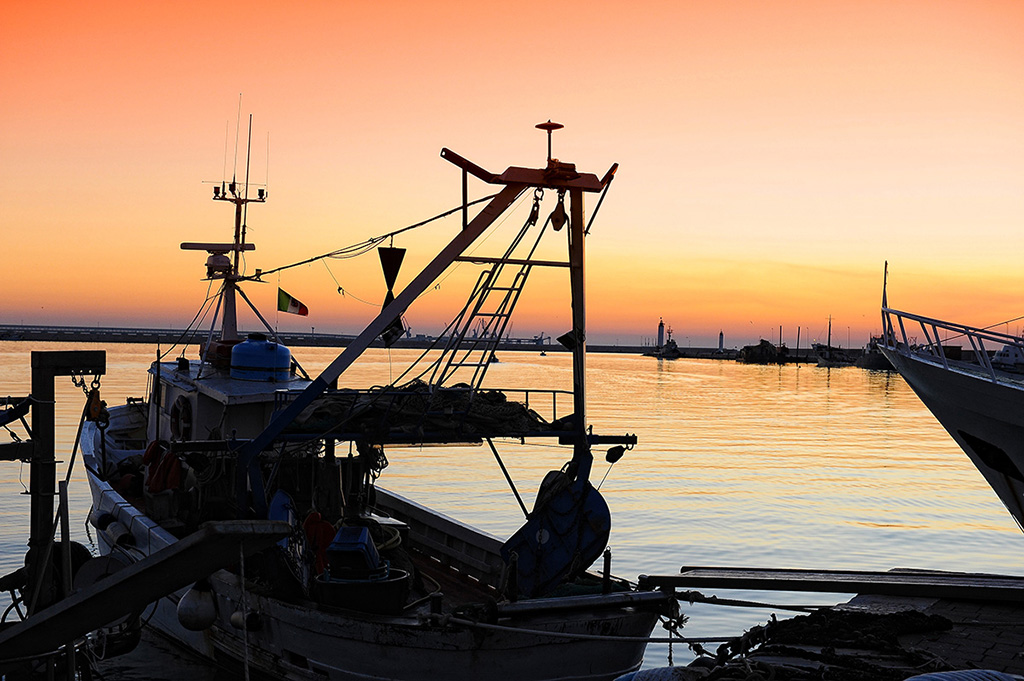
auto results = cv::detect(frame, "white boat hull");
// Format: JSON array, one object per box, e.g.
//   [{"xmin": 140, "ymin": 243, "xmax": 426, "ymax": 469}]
[{"xmin": 880, "ymin": 345, "xmax": 1024, "ymax": 531}]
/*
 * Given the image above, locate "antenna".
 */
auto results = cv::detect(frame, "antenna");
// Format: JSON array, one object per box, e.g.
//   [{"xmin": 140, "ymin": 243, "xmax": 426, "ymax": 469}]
[
  {"xmin": 536, "ymin": 120, "xmax": 563, "ymax": 162},
  {"xmin": 222, "ymin": 120, "xmax": 229, "ymax": 185},
  {"xmin": 193, "ymin": 108, "xmax": 268, "ymax": 343},
  {"xmin": 241, "ymin": 114, "xmax": 253, "ymax": 262}
]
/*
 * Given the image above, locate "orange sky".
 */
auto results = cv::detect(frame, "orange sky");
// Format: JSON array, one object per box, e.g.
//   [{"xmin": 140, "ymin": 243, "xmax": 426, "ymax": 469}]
[{"xmin": 3, "ymin": 1, "xmax": 1024, "ymax": 347}]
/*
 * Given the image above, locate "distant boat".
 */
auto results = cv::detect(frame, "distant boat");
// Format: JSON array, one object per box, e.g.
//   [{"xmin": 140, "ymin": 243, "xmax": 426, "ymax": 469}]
[
  {"xmin": 813, "ymin": 317, "xmax": 854, "ymax": 367},
  {"xmin": 643, "ymin": 319, "xmax": 681, "ymax": 359},
  {"xmin": 739, "ymin": 339, "xmax": 780, "ymax": 364},
  {"xmin": 855, "ymin": 335, "xmax": 892, "ymax": 370},
  {"xmin": 644, "ymin": 338, "xmax": 681, "ymax": 360}
]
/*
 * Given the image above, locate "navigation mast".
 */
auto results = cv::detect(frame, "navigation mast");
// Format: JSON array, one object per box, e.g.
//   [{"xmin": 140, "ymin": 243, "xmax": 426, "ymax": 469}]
[{"xmin": 181, "ymin": 114, "xmax": 265, "ymax": 342}]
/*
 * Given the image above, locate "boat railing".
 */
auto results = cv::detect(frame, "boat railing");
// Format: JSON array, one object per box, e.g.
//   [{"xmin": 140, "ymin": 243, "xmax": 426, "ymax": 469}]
[{"xmin": 882, "ymin": 306, "xmax": 1024, "ymax": 382}]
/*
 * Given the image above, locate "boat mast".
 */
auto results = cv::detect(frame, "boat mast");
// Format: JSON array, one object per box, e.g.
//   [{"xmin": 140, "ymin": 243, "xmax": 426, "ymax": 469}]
[
  {"xmin": 184, "ymin": 115, "xmax": 265, "ymax": 342},
  {"xmin": 828, "ymin": 315, "xmax": 832, "ymax": 358},
  {"xmin": 539, "ymin": 120, "xmax": 595, "ymax": 480}
]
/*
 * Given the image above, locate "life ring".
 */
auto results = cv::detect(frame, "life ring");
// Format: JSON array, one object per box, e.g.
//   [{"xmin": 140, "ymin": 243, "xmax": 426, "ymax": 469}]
[{"xmin": 170, "ymin": 395, "xmax": 193, "ymax": 441}]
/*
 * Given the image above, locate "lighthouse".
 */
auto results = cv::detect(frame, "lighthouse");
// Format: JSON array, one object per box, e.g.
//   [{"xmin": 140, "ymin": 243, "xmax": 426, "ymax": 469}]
[
  {"xmin": 657, "ymin": 318, "xmax": 665, "ymax": 348},
  {"xmin": 719, "ymin": 330, "xmax": 724, "ymax": 352}
]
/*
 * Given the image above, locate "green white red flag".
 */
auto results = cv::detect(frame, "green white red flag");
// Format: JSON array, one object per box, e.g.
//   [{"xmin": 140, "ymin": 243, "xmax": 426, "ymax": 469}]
[{"xmin": 277, "ymin": 288, "xmax": 309, "ymax": 316}]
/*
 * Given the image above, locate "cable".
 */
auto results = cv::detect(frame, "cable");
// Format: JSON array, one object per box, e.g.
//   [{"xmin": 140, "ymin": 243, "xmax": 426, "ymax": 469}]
[
  {"xmin": 321, "ymin": 259, "xmax": 378, "ymax": 307},
  {"xmin": 159, "ymin": 280, "xmax": 218, "ymax": 360},
  {"xmin": 249, "ymin": 193, "xmax": 499, "ymax": 281}
]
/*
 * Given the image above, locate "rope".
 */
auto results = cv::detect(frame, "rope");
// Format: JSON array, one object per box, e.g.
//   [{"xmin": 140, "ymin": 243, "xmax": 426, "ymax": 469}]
[
  {"xmin": 441, "ymin": 616, "xmax": 732, "ymax": 644},
  {"xmin": 675, "ymin": 590, "xmax": 824, "ymax": 614},
  {"xmin": 240, "ymin": 542, "xmax": 250, "ymax": 681},
  {"xmin": 63, "ymin": 399, "xmax": 90, "ymax": 484}
]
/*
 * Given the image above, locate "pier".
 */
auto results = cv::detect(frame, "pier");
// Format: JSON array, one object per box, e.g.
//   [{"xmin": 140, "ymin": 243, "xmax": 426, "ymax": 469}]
[{"xmin": 639, "ymin": 567, "xmax": 1024, "ymax": 678}]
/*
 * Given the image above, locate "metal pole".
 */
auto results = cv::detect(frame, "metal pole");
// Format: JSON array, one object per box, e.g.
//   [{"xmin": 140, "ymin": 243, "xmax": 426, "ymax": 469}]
[
  {"xmin": 567, "ymin": 188, "xmax": 592, "ymax": 481},
  {"xmin": 28, "ymin": 355, "xmax": 56, "ymax": 617},
  {"xmin": 486, "ymin": 438, "xmax": 528, "ymax": 518},
  {"xmin": 59, "ymin": 481, "xmax": 74, "ymax": 681},
  {"xmin": 462, "ymin": 170, "xmax": 468, "ymax": 229},
  {"xmin": 26, "ymin": 351, "xmax": 105, "ymax": 615}
]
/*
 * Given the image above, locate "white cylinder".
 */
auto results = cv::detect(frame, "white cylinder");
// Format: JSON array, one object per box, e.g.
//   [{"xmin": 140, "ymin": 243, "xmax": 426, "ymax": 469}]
[{"xmin": 177, "ymin": 581, "xmax": 217, "ymax": 631}]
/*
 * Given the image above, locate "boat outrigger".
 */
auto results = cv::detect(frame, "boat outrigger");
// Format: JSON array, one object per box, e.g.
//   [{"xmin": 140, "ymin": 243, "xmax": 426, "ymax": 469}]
[{"xmin": 72, "ymin": 122, "xmax": 677, "ymax": 680}]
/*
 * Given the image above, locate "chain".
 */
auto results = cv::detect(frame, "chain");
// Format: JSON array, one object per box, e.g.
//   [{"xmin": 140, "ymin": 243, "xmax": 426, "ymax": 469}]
[
  {"xmin": 71, "ymin": 371, "xmax": 107, "ymax": 423},
  {"xmin": 660, "ymin": 610, "xmax": 689, "ymax": 667},
  {"xmin": 69, "ymin": 371, "xmax": 102, "ymax": 394},
  {"xmin": 70, "ymin": 372, "xmax": 88, "ymax": 395}
]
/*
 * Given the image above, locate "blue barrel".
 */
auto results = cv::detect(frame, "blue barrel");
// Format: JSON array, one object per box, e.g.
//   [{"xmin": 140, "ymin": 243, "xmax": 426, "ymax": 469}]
[{"xmin": 230, "ymin": 333, "xmax": 291, "ymax": 381}]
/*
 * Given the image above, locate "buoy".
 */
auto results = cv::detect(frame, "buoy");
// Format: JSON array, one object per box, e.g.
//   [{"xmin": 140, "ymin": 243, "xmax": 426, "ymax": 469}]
[
  {"xmin": 229, "ymin": 610, "xmax": 263, "ymax": 632},
  {"xmin": 177, "ymin": 579, "xmax": 217, "ymax": 631}
]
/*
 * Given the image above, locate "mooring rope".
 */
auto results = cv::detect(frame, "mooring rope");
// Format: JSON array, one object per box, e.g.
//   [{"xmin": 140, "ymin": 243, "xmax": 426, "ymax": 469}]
[
  {"xmin": 240, "ymin": 543, "xmax": 250, "ymax": 681},
  {"xmin": 440, "ymin": 615, "xmax": 732, "ymax": 645}
]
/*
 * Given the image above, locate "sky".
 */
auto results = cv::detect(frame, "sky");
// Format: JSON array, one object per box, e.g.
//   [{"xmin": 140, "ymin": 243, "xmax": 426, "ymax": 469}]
[{"xmin": 3, "ymin": 1, "xmax": 1024, "ymax": 348}]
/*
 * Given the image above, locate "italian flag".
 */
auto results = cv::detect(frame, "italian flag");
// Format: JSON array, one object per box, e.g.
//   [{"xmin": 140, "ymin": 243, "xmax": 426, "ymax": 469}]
[{"xmin": 277, "ymin": 288, "xmax": 309, "ymax": 316}]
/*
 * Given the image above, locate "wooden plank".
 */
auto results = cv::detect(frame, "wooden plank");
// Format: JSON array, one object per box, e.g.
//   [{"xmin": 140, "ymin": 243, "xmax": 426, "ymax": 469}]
[
  {"xmin": 0, "ymin": 520, "xmax": 289, "ymax": 659},
  {"xmin": 637, "ymin": 566, "xmax": 1024, "ymax": 602}
]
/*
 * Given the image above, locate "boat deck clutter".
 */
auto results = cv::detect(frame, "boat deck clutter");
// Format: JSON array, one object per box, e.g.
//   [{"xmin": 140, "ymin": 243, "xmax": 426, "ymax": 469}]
[
  {"xmin": 628, "ymin": 568, "xmax": 1024, "ymax": 681},
  {"xmin": 639, "ymin": 591, "xmax": 1024, "ymax": 681}
]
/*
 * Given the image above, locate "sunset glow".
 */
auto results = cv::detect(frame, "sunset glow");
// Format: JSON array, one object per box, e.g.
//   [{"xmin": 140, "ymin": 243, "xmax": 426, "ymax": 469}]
[{"xmin": 3, "ymin": 1, "xmax": 1023, "ymax": 347}]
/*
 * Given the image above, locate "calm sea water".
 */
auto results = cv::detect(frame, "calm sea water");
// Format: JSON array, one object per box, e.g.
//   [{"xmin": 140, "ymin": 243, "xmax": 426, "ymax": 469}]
[{"xmin": 2, "ymin": 341, "xmax": 1022, "ymax": 676}]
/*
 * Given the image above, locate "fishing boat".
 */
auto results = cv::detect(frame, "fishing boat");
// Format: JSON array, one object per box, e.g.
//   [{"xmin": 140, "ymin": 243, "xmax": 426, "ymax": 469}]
[
  {"xmin": 80, "ymin": 122, "xmax": 677, "ymax": 680},
  {"xmin": 854, "ymin": 336, "xmax": 892, "ymax": 371},
  {"xmin": 642, "ymin": 319, "xmax": 681, "ymax": 360},
  {"xmin": 812, "ymin": 317, "xmax": 854, "ymax": 368},
  {"xmin": 880, "ymin": 265, "xmax": 1024, "ymax": 532},
  {"xmin": 738, "ymin": 339, "xmax": 780, "ymax": 364}
]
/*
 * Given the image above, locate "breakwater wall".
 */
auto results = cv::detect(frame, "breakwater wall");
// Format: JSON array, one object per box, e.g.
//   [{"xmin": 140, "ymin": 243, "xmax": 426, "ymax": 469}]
[
  {"xmin": 0, "ymin": 324, "xmax": 663, "ymax": 354},
  {"xmin": 7, "ymin": 325, "xmax": 876, "ymax": 360}
]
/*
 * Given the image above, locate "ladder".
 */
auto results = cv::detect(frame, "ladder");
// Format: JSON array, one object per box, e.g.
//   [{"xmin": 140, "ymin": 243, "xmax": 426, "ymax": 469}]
[{"xmin": 428, "ymin": 257, "xmax": 532, "ymax": 398}]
